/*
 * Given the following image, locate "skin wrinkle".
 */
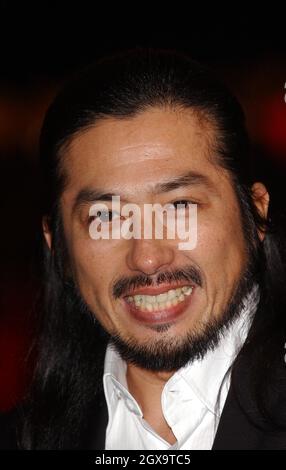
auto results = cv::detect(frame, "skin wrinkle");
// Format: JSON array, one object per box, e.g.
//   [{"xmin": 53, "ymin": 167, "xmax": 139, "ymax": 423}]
[
  {"xmin": 59, "ymin": 107, "xmax": 218, "ymax": 187},
  {"xmin": 71, "ymin": 170, "xmax": 219, "ymax": 219}
]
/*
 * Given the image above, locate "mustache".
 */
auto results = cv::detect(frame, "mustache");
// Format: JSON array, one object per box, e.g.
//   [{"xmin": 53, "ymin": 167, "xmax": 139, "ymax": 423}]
[{"xmin": 112, "ymin": 265, "xmax": 203, "ymax": 299}]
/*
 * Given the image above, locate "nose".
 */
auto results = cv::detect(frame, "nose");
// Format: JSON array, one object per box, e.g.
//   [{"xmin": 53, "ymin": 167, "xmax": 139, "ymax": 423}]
[{"xmin": 126, "ymin": 238, "xmax": 175, "ymax": 275}]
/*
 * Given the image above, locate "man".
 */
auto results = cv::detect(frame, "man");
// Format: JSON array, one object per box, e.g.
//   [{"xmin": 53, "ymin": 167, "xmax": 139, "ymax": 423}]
[{"xmin": 21, "ymin": 49, "xmax": 286, "ymax": 449}]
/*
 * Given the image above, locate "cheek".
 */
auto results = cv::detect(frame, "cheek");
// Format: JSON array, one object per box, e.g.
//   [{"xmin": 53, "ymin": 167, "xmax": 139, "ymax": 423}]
[
  {"xmin": 67, "ymin": 237, "xmax": 110, "ymax": 302},
  {"xmin": 69, "ymin": 235, "xmax": 129, "ymax": 308},
  {"xmin": 196, "ymin": 210, "xmax": 246, "ymax": 283}
]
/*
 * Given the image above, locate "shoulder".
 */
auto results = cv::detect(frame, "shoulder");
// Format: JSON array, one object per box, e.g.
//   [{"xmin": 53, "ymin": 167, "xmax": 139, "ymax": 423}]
[{"xmin": 232, "ymin": 345, "xmax": 286, "ymax": 430}]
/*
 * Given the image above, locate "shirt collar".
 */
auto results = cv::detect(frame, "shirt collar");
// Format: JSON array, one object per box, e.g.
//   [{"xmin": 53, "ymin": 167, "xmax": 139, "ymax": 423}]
[
  {"xmin": 103, "ymin": 283, "xmax": 260, "ymax": 418},
  {"xmin": 103, "ymin": 343, "xmax": 143, "ymax": 418}
]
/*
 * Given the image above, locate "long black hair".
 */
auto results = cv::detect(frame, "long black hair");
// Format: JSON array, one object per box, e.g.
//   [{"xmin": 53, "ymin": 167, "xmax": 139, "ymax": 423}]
[{"xmin": 21, "ymin": 48, "xmax": 286, "ymax": 449}]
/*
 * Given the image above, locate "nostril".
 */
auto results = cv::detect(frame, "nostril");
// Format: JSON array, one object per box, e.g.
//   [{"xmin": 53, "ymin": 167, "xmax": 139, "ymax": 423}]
[{"xmin": 126, "ymin": 239, "xmax": 175, "ymax": 275}]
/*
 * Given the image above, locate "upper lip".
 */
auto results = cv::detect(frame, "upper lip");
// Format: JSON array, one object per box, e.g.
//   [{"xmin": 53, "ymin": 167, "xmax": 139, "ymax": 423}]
[{"xmin": 123, "ymin": 281, "xmax": 196, "ymax": 298}]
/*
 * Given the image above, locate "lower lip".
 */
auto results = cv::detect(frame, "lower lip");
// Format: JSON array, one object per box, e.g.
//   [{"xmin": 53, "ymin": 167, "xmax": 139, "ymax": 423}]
[{"xmin": 122, "ymin": 290, "xmax": 195, "ymax": 325}]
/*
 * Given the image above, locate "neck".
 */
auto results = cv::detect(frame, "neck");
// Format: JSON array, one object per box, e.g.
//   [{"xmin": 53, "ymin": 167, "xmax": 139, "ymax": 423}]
[
  {"xmin": 126, "ymin": 363, "xmax": 177, "ymax": 445},
  {"xmin": 127, "ymin": 363, "xmax": 174, "ymax": 398}
]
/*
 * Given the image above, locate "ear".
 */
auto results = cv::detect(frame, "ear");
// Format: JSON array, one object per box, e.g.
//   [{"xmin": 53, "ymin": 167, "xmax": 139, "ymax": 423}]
[
  {"xmin": 251, "ymin": 182, "xmax": 270, "ymax": 242},
  {"xmin": 42, "ymin": 215, "xmax": 52, "ymax": 250}
]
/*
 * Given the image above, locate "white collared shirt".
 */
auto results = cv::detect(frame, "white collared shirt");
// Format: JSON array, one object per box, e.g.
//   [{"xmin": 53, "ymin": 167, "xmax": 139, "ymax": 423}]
[{"xmin": 103, "ymin": 286, "xmax": 259, "ymax": 450}]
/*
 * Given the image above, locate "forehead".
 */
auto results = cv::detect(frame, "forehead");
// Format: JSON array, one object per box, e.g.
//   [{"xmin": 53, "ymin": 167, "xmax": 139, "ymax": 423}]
[{"xmin": 61, "ymin": 107, "xmax": 222, "ymax": 196}]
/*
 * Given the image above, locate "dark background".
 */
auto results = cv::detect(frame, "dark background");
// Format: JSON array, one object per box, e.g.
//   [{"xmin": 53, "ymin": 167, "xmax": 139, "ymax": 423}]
[{"xmin": 0, "ymin": 2, "xmax": 285, "ymax": 410}]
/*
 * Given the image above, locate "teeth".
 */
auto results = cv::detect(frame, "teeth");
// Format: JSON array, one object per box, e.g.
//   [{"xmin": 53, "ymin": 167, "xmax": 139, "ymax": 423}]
[
  {"xmin": 167, "ymin": 289, "xmax": 177, "ymax": 300},
  {"xmin": 157, "ymin": 292, "xmax": 168, "ymax": 302},
  {"xmin": 184, "ymin": 287, "xmax": 193, "ymax": 296},
  {"xmin": 127, "ymin": 286, "xmax": 193, "ymax": 311},
  {"xmin": 147, "ymin": 295, "xmax": 157, "ymax": 304}
]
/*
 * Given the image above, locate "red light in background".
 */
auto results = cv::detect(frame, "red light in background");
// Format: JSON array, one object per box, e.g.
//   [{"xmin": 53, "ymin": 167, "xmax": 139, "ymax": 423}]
[{"xmin": 259, "ymin": 93, "xmax": 286, "ymax": 161}]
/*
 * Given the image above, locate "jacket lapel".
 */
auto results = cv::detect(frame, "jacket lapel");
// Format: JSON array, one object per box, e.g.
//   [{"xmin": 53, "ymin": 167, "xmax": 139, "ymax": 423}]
[{"xmin": 212, "ymin": 384, "xmax": 264, "ymax": 449}]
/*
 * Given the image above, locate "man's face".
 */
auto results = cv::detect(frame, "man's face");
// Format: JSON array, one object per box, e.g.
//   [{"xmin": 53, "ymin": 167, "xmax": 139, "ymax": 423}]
[{"xmin": 54, "ymin": 107, "xmax": 251, "ymax": 362}]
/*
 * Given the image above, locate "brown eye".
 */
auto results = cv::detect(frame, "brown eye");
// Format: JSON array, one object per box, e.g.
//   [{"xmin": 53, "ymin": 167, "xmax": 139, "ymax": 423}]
[
  {"xmin": 89, "ymin": 210, "xmax": 121, "ymax": 224},
  {"xmin": 96, "ymin": 210, "xmax": 112, "ymax": 222},
  {"xmin": 172, "ymin": 200, "xmax": 196, "ymax": 209}
]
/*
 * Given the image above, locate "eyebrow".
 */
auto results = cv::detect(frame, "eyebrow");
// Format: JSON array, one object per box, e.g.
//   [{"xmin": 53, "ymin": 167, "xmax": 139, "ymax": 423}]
[
  {"xmin": 153, "ymin": 170, "xmax": 215, "ymax": 193},
  {"xmin": 72, "ymin": 170, "xmax": 216, "ymax": 217}
]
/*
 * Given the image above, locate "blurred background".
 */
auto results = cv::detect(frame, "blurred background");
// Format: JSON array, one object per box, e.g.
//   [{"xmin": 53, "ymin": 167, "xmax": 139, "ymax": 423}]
[{"xmin": 0, "ymin": 2, "xmax": 285, "ymax": 411}]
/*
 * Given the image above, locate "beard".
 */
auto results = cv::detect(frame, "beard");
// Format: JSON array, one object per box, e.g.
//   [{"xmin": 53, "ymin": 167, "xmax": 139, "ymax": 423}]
[
  {"xmin": 69, "ymin": 247, "xmax": 260, "ymax": 374},
  {"xmin": 109, "ymin": 265, "xmax": 259, "ymax": 373}
]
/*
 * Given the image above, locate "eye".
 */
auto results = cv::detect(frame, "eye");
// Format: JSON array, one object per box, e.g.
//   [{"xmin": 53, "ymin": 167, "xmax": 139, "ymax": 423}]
[
  {"xmin": 89, "ymin": 210, "xmax": 121, "ymax": 223},
  {"xmin": 171, "ymin": 200, "xmax": 197, "ymax": 209}
]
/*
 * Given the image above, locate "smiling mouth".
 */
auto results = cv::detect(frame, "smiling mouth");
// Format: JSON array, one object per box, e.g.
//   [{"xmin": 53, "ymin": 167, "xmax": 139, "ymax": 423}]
[{"xmin": 123, "ymin": 285, "xmax": 195, "ymax": 324}]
